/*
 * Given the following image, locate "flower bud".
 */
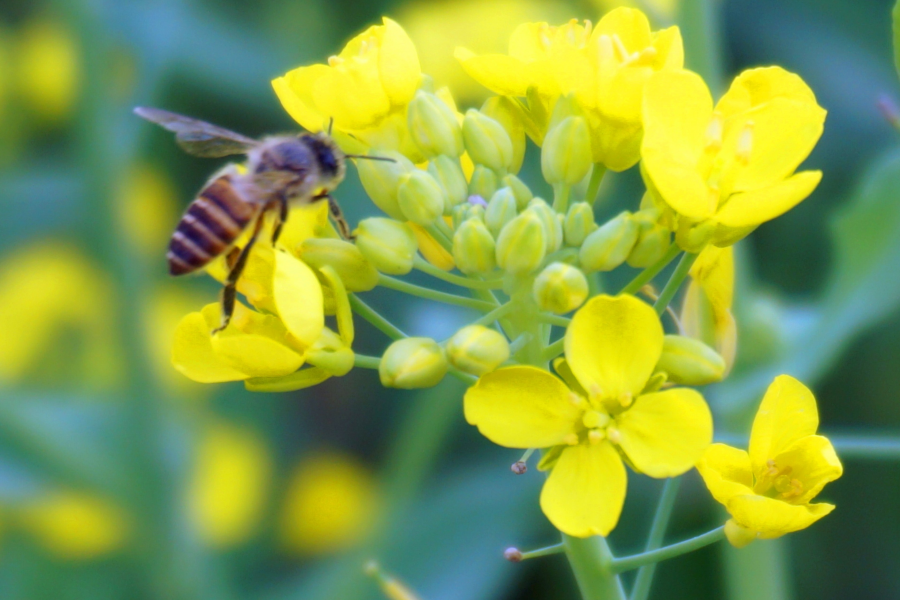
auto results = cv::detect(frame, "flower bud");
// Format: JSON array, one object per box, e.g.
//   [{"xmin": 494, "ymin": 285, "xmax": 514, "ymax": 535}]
[
  {"xmin": 533, "ymin": 262, "xmax": 589, "ymax": 314},
  {"xmin": 627, "ymin": 212, "xmax": 671, "ymax": 268},
  {"xmin": 462, "ymin": 109, "xmax": 514, "ymax": 173},
  {"xmin": 481, "ymin": 96, "xmax": 526, "ymax": 173},
  {"xmin": 541, "ymin": 116, "xmax": 592, "ymax": 186},
  {"xmin": 379, "ymin": 337, "xmax": 448, "ymax": 389},
  {"xmin": 656, "ymin": 335, "xmax": 726, "ymax": 386},
  {"xmin": 407, "ymin": 90, "xmax": 464, "ymax": 158},
  {"xmin": 299, "ymin": 238, "xmax": 379, "ymax": 292},
  {"xmin": 468, "ymin": 165, "xmax": 498, "ymax": 200},
  {"xmin": 452, "ymin": 218, "xmax": 496, "ymax": 275},
  {"xmin": 502, "ymin": 174, "xmax": 533, "ymax": 210},
  {"xmin": 527, "ymin": 199, "xmax": 563, "ymax": 253},
  {"xmin": 579, "ymin": 212, "xmax": 639, "ymax": 272},
  {"xmin": 485, "ymin": 188, "xmax": 518, "ymax": 237},
  {"xmin": 398, "ymin": 170, "xmax": 444, "ymax": 226},
  {"xmin": 428, "ymin": 155, "xmax": 468, "ymax": 213},
  {"xmin": 496, "ymin": 211, "xmax": 546, "ymax": 275},
  {"xmin": 356, "ymin": 151, "xmax": 415, "ymax": 221},
  {"xmin": 676, "ymin": 219, "xmax": 716, "ymax": 254},
  {"xmin": 354, "ymin": 218, "xmax": 417, "ymax": 275},
  {"xmin": 446, "ymin": 325, "xmax": 510, "ymax": 376},
  {"xmin": 564, "ymin": 202, "xmax": 596, "ymax": 247},
  {"xmin": 306, "ymin": 327, "xmax": 355, "ymax": 376}
]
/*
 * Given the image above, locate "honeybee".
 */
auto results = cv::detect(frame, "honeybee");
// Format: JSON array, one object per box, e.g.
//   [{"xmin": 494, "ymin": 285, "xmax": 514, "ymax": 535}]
[{"xmin": 134, "ymin": 107, "xmax": 390, "ymax": 333}]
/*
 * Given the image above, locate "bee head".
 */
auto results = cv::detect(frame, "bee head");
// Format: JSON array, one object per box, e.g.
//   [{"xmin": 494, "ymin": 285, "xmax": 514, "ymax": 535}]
[{"xmin": 301, "ymin": 132, "xmax": 346, "ymax": 189}]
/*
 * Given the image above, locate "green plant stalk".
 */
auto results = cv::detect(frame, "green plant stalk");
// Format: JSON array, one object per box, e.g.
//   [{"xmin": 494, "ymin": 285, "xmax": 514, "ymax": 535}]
[
  {"xmin": 378, "ymin": 274, "xmax": 496, "ymax": 311},
  {"xmin": 612, "ymin": 526, "xmax": 726, "ymax": 573},
  {"xmin": 353, "ymin": 354, "xmax": 382, "ymax": 369},
  {"xmin": 520, "ymin": 543, "xmax": 565, "ymax": 560},
  {"xmin": 620, "ymin": 245, "xmax": 682, "ymax": 296},
  {"xmin": 424, "ymin": 222, "xmax": 454, "ymax": 251},
  {"xmin": 553, "ymin": 183, "xmax": 572, "ymax": 213},
  {"xmin": 564, "ymin": 535, "xmax": 627, "ymax": 600},
  {"xmin": 585, "ymin": 163, "xmax": 608, "ymax": 206},
  {"xmin": 653, "ymin": 252, "xmax": 699, "ymax": 315},
  {"xmin": 413, "ymin": 256, "xmax": 503, "ymax": 289},
  {"xmin": 630, "ymin": 477, "xmax": 682, "ymax": 600},
  {"xmin": 349, "ymin": 294, "xmax": 407, "ymax": 340}
]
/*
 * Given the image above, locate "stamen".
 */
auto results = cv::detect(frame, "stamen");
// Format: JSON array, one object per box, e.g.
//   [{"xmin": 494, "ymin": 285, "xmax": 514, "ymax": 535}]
[
  {"xmin": 589, "ymin": 383, "xmax": 603, "ymax": 397},
  {"xmin": 563, "ymin": 433, "xmax": 579, "ymax": 446},
  {"xmin": 607, "ymin": 427, "xmax": 621, "ymax": 444},
  {"xmin": 582, "ymin": 410, "xmax": 609, "ymax": 429},
  {"xmin": 595, "ymin": 34, "xmax": 614, "ymax": 62},
  {"xmin": 327, "ymin": 55, "xmax": 344, "ymax": 67},
  {"xmin": 736, "ymin": 120, "xmax": 755, "ymax": 164},
  {"xmin": 618, "ymin": 391, "xmax": 633, "ymax": 408},
  {"xmin": 588, "ymin": 429, "xmax": 606, "ymax": 444},
  {"xmin": 705, "ymin": 113, "xmax": 723, "ymax": 152},
  {"xmin": 611, "ymin": 34, "xmax": 631, "ymax": 62},
  {"xmin": 583, "ymin": 19, "xmax": 593, "ymax": 38}
]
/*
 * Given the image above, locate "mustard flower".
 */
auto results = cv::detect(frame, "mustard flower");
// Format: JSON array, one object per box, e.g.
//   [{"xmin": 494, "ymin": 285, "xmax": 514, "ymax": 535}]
[
  {"xmin": 641, "ymin": 67, "xmax": 826, "ymax": 251},
  {"xmin": 696, "ymin": 375, "xmax": 842, "ymax": 547},
  {"xmin": 17, "ymin": 492, "xmax": 128, "ymax": 559},
  {"xmin": 681, "ymin": 244, "xmax": 736, "ymax": 371},
  {"xmin": 464, "ymin": 295, "xmax": 712, "ymax": 537}
]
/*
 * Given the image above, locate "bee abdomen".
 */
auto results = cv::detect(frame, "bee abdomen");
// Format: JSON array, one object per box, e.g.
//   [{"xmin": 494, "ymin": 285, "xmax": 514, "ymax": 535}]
[{"xmin": 167, "ymin": 174, "xmax": 257, "ymax": 276}]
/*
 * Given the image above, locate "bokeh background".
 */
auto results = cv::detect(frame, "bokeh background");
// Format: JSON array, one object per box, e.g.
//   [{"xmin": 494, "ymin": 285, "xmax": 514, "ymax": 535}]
[{"xmin": 0, "ymin": 0, "xmax": 898, "ymax": 598}]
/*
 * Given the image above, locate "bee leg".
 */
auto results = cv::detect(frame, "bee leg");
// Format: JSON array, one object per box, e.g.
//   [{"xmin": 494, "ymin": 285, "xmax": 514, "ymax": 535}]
[
  {"xmin": 225, "ymin": 247, "xmax": 240, "ymax": 270},
  {"xmin": 270, "ymin": 195, "xmax": 289, "ymax": 245},
  {"xmin": 325, "ymin": 194, "xmax": 355, "ymax": 240},
  {"xmin": 212, "ymin": 208, "xmax": 270, "ymax": 335}
]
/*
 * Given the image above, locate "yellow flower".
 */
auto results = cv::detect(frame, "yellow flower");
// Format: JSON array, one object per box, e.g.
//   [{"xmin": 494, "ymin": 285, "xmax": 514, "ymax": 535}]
[
  {"xmin": 279, "ymin": 452, "xmax": 379, "ymax": 555},
  {"xmin": 15, "ymin": 17, "xmax": 81, "ymax": 123},
  {"xmin": 456, "ymin": 8, "xmax": 683, "ymax": 170},
  {"xmin": 641, "ymin": 67, "xmax": 826, "ymax": 251},
  {"xmin": 464, "ymin": 295, "xmax": 712, "ymax": 537},
  {"xmin": 591, "ymin": 0, "xmax": 679, "ymax": 23},
  {"xmin": 17, "ymin": 492, "xmax": 128, "ymax": 559},
  {"xmin": 273, "ymin": 18, "xmax": 423, "ymax": 159},
  {"xmin": 681, "ymin": 245, "xmax": 736, "ymax": 371},
  {"xmin": 696, "ymin": 375, "xmax": 842, "ymax": 547},
  {"xmin": 116, "ymin": 163, "xmax": 178, "ymax": 258}
]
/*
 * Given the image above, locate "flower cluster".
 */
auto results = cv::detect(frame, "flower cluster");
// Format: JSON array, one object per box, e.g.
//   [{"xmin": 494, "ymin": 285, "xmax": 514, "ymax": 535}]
[{"xmin": 168, "ymin": 10, "xmax": 840, "ymax": 545}]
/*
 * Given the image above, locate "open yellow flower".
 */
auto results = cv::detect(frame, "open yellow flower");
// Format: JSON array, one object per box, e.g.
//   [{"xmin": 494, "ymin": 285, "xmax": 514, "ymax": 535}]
[
  {"xmin": 464, "ymin": 294, "xmax": 712, "ymax": 537},
  {"xmin": 681, "ymin": 245, "xmax": 736, "ymax": 372},
  {"xmin": 696, "ymin": 375, "xmax": 842, "ymax": 547},
  {"xmin": 642, "ymin": 67, "xmax": 826, "ymax": 251},
  {"xmin": 456, "ymin": 8, "xmax": 683, "ymax": 170}
]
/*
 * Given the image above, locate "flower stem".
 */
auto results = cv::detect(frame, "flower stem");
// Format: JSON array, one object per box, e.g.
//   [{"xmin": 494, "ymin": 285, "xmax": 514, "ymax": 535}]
[
  {"xmin": 563, "ymin": 534, "xmax": 627, "ymax": 600},
  {"xmin": 542, "ymin": 337, "xmax": 566, "ymax": 362},
  {"xmin": 620, "ymin": 245, "xmax": 681, "ymax": 296},
  {"xmin": 612, "ymin": 526, "xmax": 726, "ymax": 574},
  {"xmin": 413, "ymin": 256, "xmax": 503, "ymax": 289},
  {"xmin": 349, "ymin": 294, "xmax": 407, "ymax": 340},
  {"xmin": 631, "ymin": 477, "xmax": 682, "ymax": 600},
  {"xmin": 520, "ymin": 543, "xmax": 565, "ymax": 560},
  {"xmin": 553, "ymin": 183, "xmax": 572, "ymax": 213},
  {"xmin": 378, "ymin": 274, "xmax": 496, "ymax": 312},
  {"xmin": 471, "ymin": 302, "xmax": 516, "ymax": 328},
  {"xmin": 508, "ymin": 333, "xmax": 533, "ymax": 355},
  {"xmin": 653, "ymin": 252, "xmax": 699, "ymax": 315},
  {"xmin": 424, "ymin": 223, "xmax": 453, "ymax": 251},
  {"xmin": 539, "ymin": 313, "xmax": 572, "ymax": 327},
  {"xmin": 585, "ymin": 163, "xmax": 608, "ymax": 206},
  {"xmin": 353, "ymin": 354, "xmax": 382, "ymax": 369}
]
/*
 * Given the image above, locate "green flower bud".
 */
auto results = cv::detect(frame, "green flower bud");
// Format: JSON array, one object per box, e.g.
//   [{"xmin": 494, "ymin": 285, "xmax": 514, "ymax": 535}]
[
  {"xmin": 579, "ymin": 211, "xmax": 639, "ymax": 273},
  {"xmin": 462, "ymin": 109, "xmax": 514, "ymax": 173},
  {"xmin": 468, "ymin": 165, "xmax": 498, "ymax": 200},
  {"xmin": 675, "ymin": 219, "xmax": 716, "ymax": 254},
  {"xmin": 356, "ymin": 151, "xmax": 415, "ymax": 221},
  {"xmin": 502, "ymin": 174, "xmax": 533, "ymax": 210},
  {"xmin": 446, "ymin": 325, "xmax": 510, "ymax": 376},
  {"xmin": 496, "ymin": 211, "xmax": 546, "ymax": 275},
  {"xmin": 299, "ymin": 238, "xmax": 379, "ymax": 292},
  {"xmin": 481, "ymin": 96, "xmax": 526, "ymax": 173},
  {"xmin": 452, "ymin": 218, "xmax": 496, "ymax": 275},
  {"xmin": 407, "ymin": 90, "xmax": 464, "ymax": 158},
  {"xmin": 451, "ymin": 203, "xmax": 469, "ymax": 230},
  {"xmin": 527, "ymin": 198, "xmax": 563, "ymax": 253},
  {"xmin": 355, "ymin": 217, "xmax": 418, "ymax": 275},
  {"xmin": 627, "ymin": 210, "xmax": 671, "ymax": 268},
  {"xmin": 398, "ymin": 170, "xmax": 444, "ymax": 226},
  {"xmin": 533, "ymin": 262, "xmax": 589, "ymax": 314},
  {"xmin": 379, "ymin": 337, "xmax": 448, "ymax": 389},
  {"xmin": 428, "ymin": 155, "xmax": 468, "ymax": 213},
  {"xmin": 485, "ymin": 188, "xmax": 518, "ymax": 237},
  {"xmin": 656, "ymin": 335, "xmax": 726, "ymax": 386},
  {"xmin": 306, "ymin": 327, "xmax": 355, "ymax": 376},
  {"xmin": 541, "ymin": 116, "xmax": 592, "ymax": 186},
  {"xmin": 564, "ymin": 202, "xmax": 596, "ymax": 247}
]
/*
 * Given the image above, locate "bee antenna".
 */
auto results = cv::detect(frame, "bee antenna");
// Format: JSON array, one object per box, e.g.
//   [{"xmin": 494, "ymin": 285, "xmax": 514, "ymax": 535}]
[
  {"xmin": 346, "ymin": 154, "xmax": 397, "ymax": 163},
  {"xmin": 327, "ymin": 117, "xmax": 334, "ymax": 136}
]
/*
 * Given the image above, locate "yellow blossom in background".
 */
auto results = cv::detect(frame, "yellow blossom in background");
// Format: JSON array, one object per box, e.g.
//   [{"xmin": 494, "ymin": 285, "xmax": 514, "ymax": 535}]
[
  {"xmin": 456, "ymin": 8, "xmax": 683, "ymax": 170},
  {"xmin": 16, "ymin": 492, "xmax": 128, "ymax": 559},
  {"xmin": 590, "ymin": 0, "xmax": 679, "ymax": 24},
  {"xmin": 117, "ymin": 163, "xmax": 179, "ymax": 258},
  {"xmin": 15, "ymin": 17, "xmax": 81, "ymax": 124},
  {"xmin": 189, "ymin": 421, "xmax": 272, "ymax": 548},
  {"xmin": 280, "ymin": 452, "xmax": 379, "ymax": 555},
  {"xmin": 696, "ymin": 375, "xmax": 842, "ymax": 547},
  {"xmin": 465, "ymin": 295, "xmax": 712, "ymax": 536},
  {"xmin": 681, "ymin": 245, "xmax": 736, "ymax": 371},
  {"xmin": 641, "ymin": 67, "xmax": 826, "ymax": 251}
]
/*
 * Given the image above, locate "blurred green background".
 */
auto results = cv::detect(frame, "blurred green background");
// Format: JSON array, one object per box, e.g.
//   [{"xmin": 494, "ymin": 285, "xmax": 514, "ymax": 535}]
[{"xmin": 0, "ymin": 0, "xmax": 898, "ymax": 599}]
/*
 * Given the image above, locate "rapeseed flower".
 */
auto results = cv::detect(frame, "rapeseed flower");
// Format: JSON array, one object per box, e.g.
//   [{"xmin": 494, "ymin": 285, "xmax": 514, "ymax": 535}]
[{"xmin": 681, "ymin": 244, "xmax": 736, "ymax": 371}]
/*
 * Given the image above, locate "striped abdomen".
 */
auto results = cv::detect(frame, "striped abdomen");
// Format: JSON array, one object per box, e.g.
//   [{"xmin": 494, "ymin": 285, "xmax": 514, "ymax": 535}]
[{"xmin": 167, "ymin": 173, "xmax": 259, "ymax": 276}]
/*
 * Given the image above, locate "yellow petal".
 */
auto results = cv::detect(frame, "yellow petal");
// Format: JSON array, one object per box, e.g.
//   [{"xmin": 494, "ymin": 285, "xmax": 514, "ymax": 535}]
[
  {"xmin": 237, "ymin": 241, "xmax": 277, "ymax": 313},
  {"xmin": 716, "ymin": 66, "xmax": 819, "ymax": 119},
  {"xmin": 696, "ymin": 443, "xmax": 754, "ymax": 506},
  {"xmin": 277, "ymin": 201, "xmax": 332, "ymax": 256},
  {"xmin": 650, "ymin": 26, "xmax": 684, "ymax": 71},
  {"xmin": 749, "ymin": 375, "xmax": 819, "ymax": 474},
  {"xmin": 245, "ymin": 367, "xmax": 332, "ymax": 392},
  {"xmin": 508, "ymin": 22, "xmax": 549, "ymax": 62},
  {"xmin": 616, "ymin": 388, "xmax": 713, "ymax": 477},
  {"xmin": 727, "ymin": 495, "xmax": 834, "ymax": 537},
  {"xmin": 272, "ymin": 250, "xmax": 324, "ymax": 347},
  {"xmin": 313, "ymin": 57, "xmax": 390, "ymax": 131},
  {"xmin": 378, "ymin": 18, "xmax": 421, "ymax": 107},
  {"xmin": 409, "ymin": 222, "xmax": 455, "ymax": 270},
  {"xmin": 771, "ymin": 435, "xmax": 842, "ymax": 504},
  {"xmin": 463, "ymin": 366, "xmax": 581, "ymax": 449},
  {"xmin": 455, "ymin": 47, "xmax": 529, "ymax": 96},
  {"xmin": 211, "ymin": 308, "xmax": 305, "ymax": 379},
  {"xmin": 592, "ymin": 7, "xmax": 652, "ymax": 53},
  {"xmin": 552, "ymin": 358, "xmax": 588, "ymax": 398},
  {"xmin": 641, "ymin": 70, "xmax": 714, "ymax": 219},
  {"xmin": 564, "ymin": 295, "xmax": 663, "ymax": 401},
  {"xmin": 272, "ymin": 65, "xmax": 331, "ymax": 132},
  {"xmin": 319, "ymin": 265, "xmax": 354, "ymax": 345},
  {"xmin": 540, "ymin": 442, "xmax": 626, "ymax": 537},
  {"xmin": 714, "ymin": 171, "xmax": 822, "ymax": 229},
  {"xmin": 172, "ymin": 306, "xmax": 248, "ymax": 383}
]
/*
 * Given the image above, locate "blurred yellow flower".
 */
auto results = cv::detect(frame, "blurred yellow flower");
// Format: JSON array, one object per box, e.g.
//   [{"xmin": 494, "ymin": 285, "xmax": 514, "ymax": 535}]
[
  {"xmin": 642, "ymin": 67, "xmax": 825, "ymax": 251},
  {"xmin": 681, "ymin": 245, "xmax": 736, "ymax": 371},
  {"xmin": 189, "ymin": 421, "xmax": 272, "ymax": 548},
  {"xmin": 117, "ymin": 163, "xmax": 179, "ymax": 258},
  {"xmin": 280, "ymin": 452, "xmax": 379, "ymax": 555},
  {"xmin": 591, "ymin": 0, "xmax": 679, "ymax": 23},
  {"xmin": 697, "ymin": 375, "xmax": 842, "ymax": 547},
  {"xmin": 15, "ymin": 17, "xmax": 81, "ymax": 124},
  {"xmin": 464, "ymin": 295, "xmax": 712, "ymax": 536},
  {"xmin": 17, "ymin": 492, "xmax": 128, "ymax": 559}
]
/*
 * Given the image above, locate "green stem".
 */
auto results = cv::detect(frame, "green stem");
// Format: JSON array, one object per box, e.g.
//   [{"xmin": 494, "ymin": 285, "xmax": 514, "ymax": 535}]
[
  {"xmin": 553, "ymin": 183, "xmax": 572, "ymax": 213},
  {"xmin": 612, "ymin": 526, "xmax": 726, "ymax": 574},
  {"xmin": 585, "ymin": 163, "xmax": 608, "ymax": 206},
  {"xmin": 653, "ymin": 252, "xmax": 699, "ymax": 315},
  {"xmin": 378, "ymin": 274, "xmax": 496, "ymax": 312},
  {"xmin": 620, "ymin": 245, "xmax": 681, "ymax": 296},
  {"xmin": 349, "ymin": 294, "xmax": 407, "ymax": 340},
  {"xmin": 631, "ymin": 478, "xmax": 682, "ymax": 600},
  {"xmin": 564, "ymin": 534, "xmax": 627, "ymax": 600},
  {"xmin": 542, "ymin": 337, "xmax": 566, "ymax": 362},
  {"xmin": 447, "ymin": 367, "xmax": 478, "ymax": 385},
  {"xmin": 353, "ymin": 354, "xmax": 382, "ymax": 369},
  {"xmin": 435, "ymin": 217, "xmax": 456, "ymax": 241},
  {"xmin": 539, "ymin": 313, "xmax": 571, "ymax": 327},
  {"xmin": 520, "ymin": 543, "xmax": 565, "ymax": 560},
  {"xmin": 471, "ymin": 302, "xmax": 516, "ymax": 328},
  {"xmin": 424, "ymin": 223, "xmax": 453, "ymax": 251},
  {"xmin": 413, "ymin": 256, "xmax": 503, "ymax": 289},
  {"xmin": 508, "ymin": 333, "xmax": 532, "ymax": 355}
]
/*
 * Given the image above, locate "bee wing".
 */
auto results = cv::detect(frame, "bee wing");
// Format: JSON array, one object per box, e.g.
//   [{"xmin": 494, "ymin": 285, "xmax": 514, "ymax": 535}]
[{"xmin": 134, "ymin": 106, "xmax": 260, "ymax": 158}]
